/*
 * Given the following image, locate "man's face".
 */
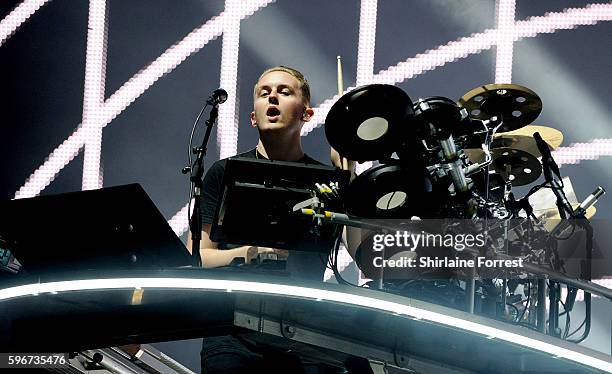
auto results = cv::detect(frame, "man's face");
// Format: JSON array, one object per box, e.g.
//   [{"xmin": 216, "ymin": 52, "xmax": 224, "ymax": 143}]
[{"xmin": 251, "ymin": 71, "xmax": 311, "ymax": 135}]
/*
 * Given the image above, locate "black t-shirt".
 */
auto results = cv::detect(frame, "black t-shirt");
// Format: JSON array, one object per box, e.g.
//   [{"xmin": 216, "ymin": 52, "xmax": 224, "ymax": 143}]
[{"xmin": 200, "ymin": 148, "xmax": 326, "ymax": 281}]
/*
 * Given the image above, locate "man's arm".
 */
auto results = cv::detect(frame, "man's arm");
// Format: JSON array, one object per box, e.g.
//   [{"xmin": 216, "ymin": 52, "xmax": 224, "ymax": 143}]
[
  {"xmin": 187, "ymin": 224, "xmax": 287, "ymax": 268},
  {"xmin": 186, "ymin": 224, "xmax": 254, "ymax": 268}
]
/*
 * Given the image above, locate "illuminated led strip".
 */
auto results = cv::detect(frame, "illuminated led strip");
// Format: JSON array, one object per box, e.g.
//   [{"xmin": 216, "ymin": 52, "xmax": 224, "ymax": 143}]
[
  {"xmin": 301, "ymin": 3, "xmax": 612, "ymax": 136},
  {"xmin": 0, "ymin": 0, "xmax": 51, "ymax": 46},
  {"xmin": 343, "ymin": 0, "xmax": 380, "ymax": 175},
  {"xmin": 494, "ymin": 0, "xmax": 516, "ymax": 83},
  {"xmin": 81, "ymin": 0, "xmax": 108, "ymax": 190},
  {"xmin": 13, "ymin": 0, "xmax": 275, "ymax": 199},
  {"xmin": 217, "ymin": 0, "xmax": 241, "ymax": 159},
  {"xmin": 0, "ymin": 277, "xmax": 610, "ymax": 372},
  {"xmin": 356, "ymin": 0, "xmax": 377, "ymax": 85},
  {"xmin": 554, "ymin": 139, "xmax": 612, "ymax": 165},
  {"xmin": 168, "ymin": 201, "xmax": 191, "ymax": 235},
  {"xmin": 512, "ymin": 3, "xmax": 612, "ymax": 39}
]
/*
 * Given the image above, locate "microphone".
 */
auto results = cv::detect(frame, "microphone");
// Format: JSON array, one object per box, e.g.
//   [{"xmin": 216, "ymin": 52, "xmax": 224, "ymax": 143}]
[
  {"xmin": 533, "ymin": 132, "xmax": 574, "ymax": 218},
  {"xmin": 534, "ymin": 132, "xmax": 560, "ymax": 181},
  {"xmin": 574, "ymin": 186, "xmax": 606, "ymax": 218},
  {"xmin": 206, "ymin": 88, "xmax": 228, "ymax": 106}
]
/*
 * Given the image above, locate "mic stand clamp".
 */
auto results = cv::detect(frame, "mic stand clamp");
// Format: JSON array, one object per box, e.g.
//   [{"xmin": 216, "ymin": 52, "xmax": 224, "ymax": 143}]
[{"xmin": 189, "ymin": 105, "xmax": 220, "ymax": 267}]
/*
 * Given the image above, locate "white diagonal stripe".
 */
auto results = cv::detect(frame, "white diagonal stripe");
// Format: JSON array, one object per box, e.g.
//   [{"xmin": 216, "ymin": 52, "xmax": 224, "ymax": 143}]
[
  {"xmin": 0, "ymin": 0, "xmax": 51, "ymax": 46},
  {"xmin": 494, "ymin": 0, "xmax": 516, "ymax": 83},
  {"xmin": 81, "ymin": 0, "xmax": 108, "ymax": 190},
  {"xmin": 217, "ymin": 0, "xmax": 242, "ymax": 159}
]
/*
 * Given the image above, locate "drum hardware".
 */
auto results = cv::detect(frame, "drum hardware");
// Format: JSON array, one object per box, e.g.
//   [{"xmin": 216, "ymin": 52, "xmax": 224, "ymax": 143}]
[{"xmin": 412, "ymin": 97, "xmax": 482, "ymax": 218}]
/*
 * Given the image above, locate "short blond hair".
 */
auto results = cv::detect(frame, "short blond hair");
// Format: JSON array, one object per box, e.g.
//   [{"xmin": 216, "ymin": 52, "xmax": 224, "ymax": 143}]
[{"xmin": 253, "ymin": 66, "xmax": 311, "ymax": 105}]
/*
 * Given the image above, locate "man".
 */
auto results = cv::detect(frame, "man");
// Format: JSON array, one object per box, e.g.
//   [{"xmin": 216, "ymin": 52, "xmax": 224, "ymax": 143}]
[
  {"xmin": 192, "ymin": 66, "xmax": 330, "ymax": 373},
  {"xmin": 190, "ymin": 66, "xmax": 320, "ymax": 271}
]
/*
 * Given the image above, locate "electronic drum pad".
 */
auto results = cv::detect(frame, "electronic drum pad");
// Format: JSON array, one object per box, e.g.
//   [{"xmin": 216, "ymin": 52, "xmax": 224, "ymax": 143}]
[
  {"xmin": 344, "ymin": 163, "xmax": 435, "ymax": 219},
  {"xmin": 325, "ymin": 84, "xmax": 417, "ymax": 162}
]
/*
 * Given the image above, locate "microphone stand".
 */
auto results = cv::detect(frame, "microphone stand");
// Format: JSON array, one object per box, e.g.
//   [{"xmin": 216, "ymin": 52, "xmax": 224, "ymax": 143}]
[
  {"xmin": 189, "ymin": 104, "xmax": 220, "ymax": 267},
  {"xmin": 534, "ymin": 132, "xmax": 573, "ymax": 219},
  {"xmin": 532, "ymin": 132, "xmax": 596, "ymax": 338}
]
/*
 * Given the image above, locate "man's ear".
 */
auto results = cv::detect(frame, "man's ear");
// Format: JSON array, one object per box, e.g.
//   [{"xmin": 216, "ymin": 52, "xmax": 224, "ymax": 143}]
[
  {"xmin": 250, "ymin": 111, "xmax": 257, "ymax": 127},
  {"xmin": 302, "ymin": 107, "xmax": 314, "ymax": 122}
]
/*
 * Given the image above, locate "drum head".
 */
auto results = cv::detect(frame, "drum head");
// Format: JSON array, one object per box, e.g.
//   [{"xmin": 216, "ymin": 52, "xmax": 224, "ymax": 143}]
[
  {"xmin": 344, "ymin": 163, "xmax": 433, "ymax": 219},
  {"xmin": 325, "ymin": 84, "xmax": 415, "ymax": 162}
]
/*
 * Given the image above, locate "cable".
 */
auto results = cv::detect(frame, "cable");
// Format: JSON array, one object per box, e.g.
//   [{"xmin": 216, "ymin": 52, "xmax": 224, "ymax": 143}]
[
  {"xmin": 330, "ymin": 233, "xmax": 350, "ymax": 285},
  {"xmin": 566, "ymin": 221, "xmax": 594, "ymax": 343},
  {"xmin": 562, "ymin": 298, "xmax": 572, "ymax": 339},
  {"xmin": 516, "ymin": 281, "xmax": 531, "ymax": 323},
  {"xmin": 506, "ymin": 302, "xmax": 520, "ymax": 320},
  {"xmin": 566, "ymin": 292, "xmax": 592, "ymax": 343},
  {"xmin": 566, "ymin": 318, "xmax": 586, "ymax": 340}
]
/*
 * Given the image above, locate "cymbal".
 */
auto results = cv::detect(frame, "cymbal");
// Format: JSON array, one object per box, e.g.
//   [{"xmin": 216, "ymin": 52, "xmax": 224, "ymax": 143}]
[
  {"xmin": 536, "ymin": 204, "xmax": 596, "ymax": 232},
  {"xmin": 465, "ymin": 124, "xmax": 562, "ymax": 161},
  {"xmin": 537, "ymin": 204, "xmax": 597, "ymax": 220},
  {"xmin": 325, "ymin": 84, "xmax": 415, "ymax": 162},
  {"xmin": 490, "ymin": 148, "xmax": 542, "ymax": 186},
  {"xmin": 458, "ymin": 84, "xmax": 542, "ymax": 132},
  {"xmin": 493, "ymin": 125, "xmax": 563, "ymax": 153},
  {"xmin": 467, "ymin": 148, "xmax": 542, "ymax": 186}
]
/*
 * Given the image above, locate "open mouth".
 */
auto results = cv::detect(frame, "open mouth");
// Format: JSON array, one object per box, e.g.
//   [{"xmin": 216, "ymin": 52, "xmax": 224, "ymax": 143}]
[{"xmin": 266, "ymin": 107, "xmax": 281, "ymax": 120}]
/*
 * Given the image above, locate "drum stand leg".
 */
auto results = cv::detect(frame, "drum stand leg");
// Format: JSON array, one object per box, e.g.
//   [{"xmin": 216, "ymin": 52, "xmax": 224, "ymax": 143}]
[
  {"xmin": 374, "ymin": 248, "xmax": 385, "ymax": 290},
  {"xmin": 537, "ymin": 278, "xmax": 547, "ymax": 333},
  {"xmin": 466, "ymin": 265, "xmax": 476, "ymax": 314}
]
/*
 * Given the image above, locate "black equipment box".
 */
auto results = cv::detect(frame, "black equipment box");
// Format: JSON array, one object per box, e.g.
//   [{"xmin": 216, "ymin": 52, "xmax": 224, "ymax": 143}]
[{"xmin": 211, "ymin": 157, "xmax": 350, "ymax": 253}]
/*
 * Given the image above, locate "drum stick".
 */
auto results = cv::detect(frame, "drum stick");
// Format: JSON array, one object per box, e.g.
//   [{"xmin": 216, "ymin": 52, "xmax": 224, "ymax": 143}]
[
  {"xmin": 336, "ymin": 55, "xmax": 344, "ymax": 97},
  {"xmin": 336, "ymin": 56, "xmax": 349, "ymax": 170}
]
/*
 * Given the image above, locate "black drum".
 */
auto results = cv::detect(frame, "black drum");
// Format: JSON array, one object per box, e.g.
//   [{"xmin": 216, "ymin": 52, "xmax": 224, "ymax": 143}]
[
  {"xmin": 325, "ymin": 84, "xmax": 417, "ymax": 162},
  {"xmin": 344, "ymin": 162, "xmax": 434, "ymax": 219}
]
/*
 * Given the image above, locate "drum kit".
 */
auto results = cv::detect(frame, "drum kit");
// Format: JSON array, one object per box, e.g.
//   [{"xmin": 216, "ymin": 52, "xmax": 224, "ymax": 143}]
[
  {"xmin": 321, "ymin": 82, "xmax": 605, "ymax": 321},
  {"xmin": 325, "ymin": 83, "xmax": 567, "ymax": 221}
]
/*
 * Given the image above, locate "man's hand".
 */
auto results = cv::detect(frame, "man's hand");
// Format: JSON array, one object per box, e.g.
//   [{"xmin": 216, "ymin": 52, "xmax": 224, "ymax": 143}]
[
  {"xmin": 331, "ymin": 147, "xmax": 343, "ymax": 168},
  {"xmin": 245, "ymin": 246, "xmax": 289, "ymax": 263}
]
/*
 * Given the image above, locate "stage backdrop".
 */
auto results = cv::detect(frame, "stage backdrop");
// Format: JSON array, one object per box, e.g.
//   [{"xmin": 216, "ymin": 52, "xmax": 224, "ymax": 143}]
[{"xmin": 1, "ymin": 0, "xmax": 611, "ymax": 358}]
